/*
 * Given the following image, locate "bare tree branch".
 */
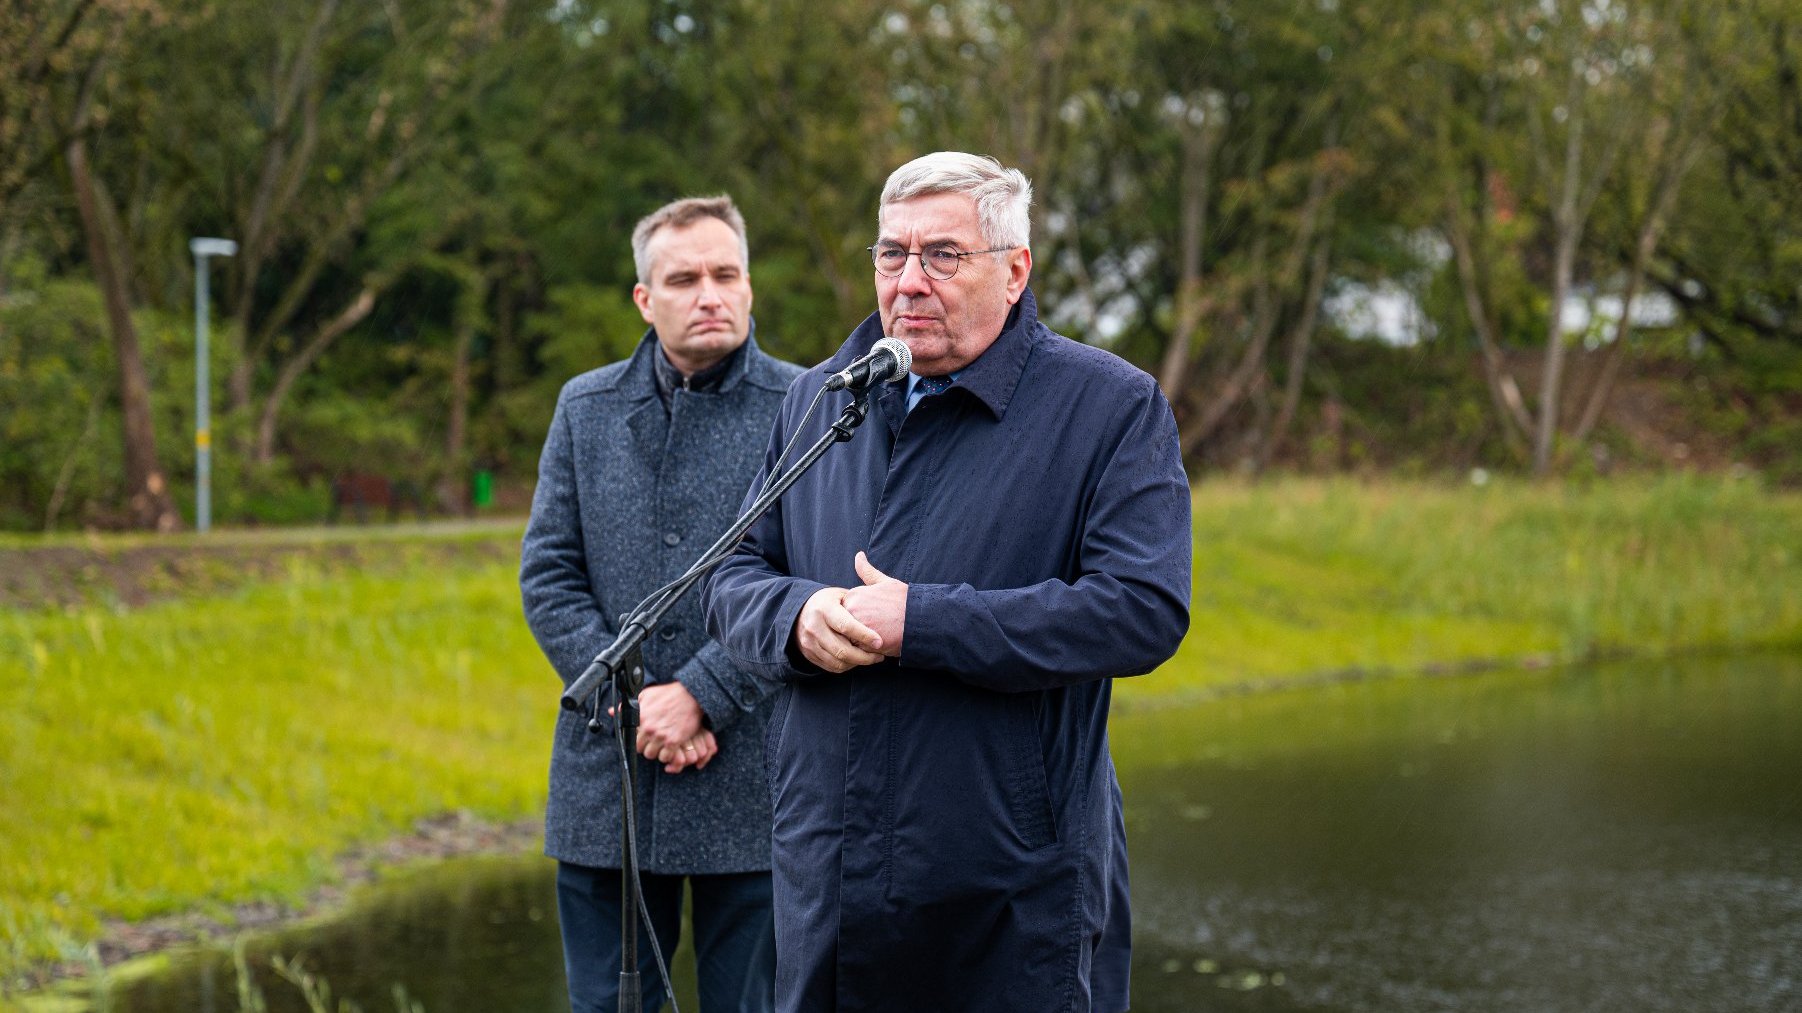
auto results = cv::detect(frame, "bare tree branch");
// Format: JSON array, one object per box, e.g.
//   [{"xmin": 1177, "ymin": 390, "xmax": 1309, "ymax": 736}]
[{"xmin": 254, "ymin": 284, "xmax": 379, "ymax": 464}]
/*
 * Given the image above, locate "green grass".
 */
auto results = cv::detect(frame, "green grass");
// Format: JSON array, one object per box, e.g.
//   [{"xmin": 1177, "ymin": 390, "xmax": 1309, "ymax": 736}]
[
  {"xmin": 0, "ymin": 547, "xmax": 549, "ymax": 986},
  {"xmin": 2, "ymin": 476, "xmax": 1800, "ymax": 986},
  {"xmin": 1142, "ymin": 474, "xmax": 1802, "ymax": 702}
]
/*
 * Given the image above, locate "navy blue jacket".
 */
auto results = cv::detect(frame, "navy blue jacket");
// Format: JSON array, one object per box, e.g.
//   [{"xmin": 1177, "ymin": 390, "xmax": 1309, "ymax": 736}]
[
  {"xmin": 703, "ymin": 291, "xmax": 1192, "ymax": 1012},
  {"xmin": 522, "ymin": 329, "xmax": 802, "ymax": 873}
]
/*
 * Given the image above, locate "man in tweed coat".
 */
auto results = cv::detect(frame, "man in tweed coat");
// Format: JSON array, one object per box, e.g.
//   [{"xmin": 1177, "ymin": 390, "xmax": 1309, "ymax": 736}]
[{"xmin": 521, "ymin": 195, "xmax": 802, "ymax": 1013}]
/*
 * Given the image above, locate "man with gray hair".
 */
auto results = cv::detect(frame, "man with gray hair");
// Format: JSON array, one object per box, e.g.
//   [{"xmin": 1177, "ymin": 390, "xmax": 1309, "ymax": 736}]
[
  {"xmin": 705, "ymin": 153, "xmax": 1192, "ymax": 1011},
  {"xmin": 523, "ymin": 194, "xmax": 801, "ymax": 1012}
]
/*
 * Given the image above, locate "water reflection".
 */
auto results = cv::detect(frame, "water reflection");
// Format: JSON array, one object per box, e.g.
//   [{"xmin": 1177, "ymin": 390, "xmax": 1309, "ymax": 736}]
[
  {"xmin": 1118, "ymin": 653, "xmax": 1802, "ymax": 1012},
  {"xmin": 89, "ymin": 653, "xmax": 1802, "ymax": 1012},
  {"xmin": 102, "ymin": 858, "xmax": 571, "ymax": 1013}
]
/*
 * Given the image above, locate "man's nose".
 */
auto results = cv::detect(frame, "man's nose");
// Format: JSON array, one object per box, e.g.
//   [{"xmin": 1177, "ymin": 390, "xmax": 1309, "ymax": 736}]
[
  {"xmin": 697, "ymin": 277, "xmax": 723, "ymax": 306},
  {"xmin": 896, "ymin": 252, "xmax": 934, "ymax": 295}
]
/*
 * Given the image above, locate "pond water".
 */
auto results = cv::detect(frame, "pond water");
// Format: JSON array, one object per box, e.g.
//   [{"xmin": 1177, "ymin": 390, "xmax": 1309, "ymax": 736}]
[
  {"xmin": 81, "ymin": 653, "xmax": 1802, "ymax": 1011},
  {"xmin": 1119, "ymin": 653, "xmax": 1802, "ymax": 1012}
]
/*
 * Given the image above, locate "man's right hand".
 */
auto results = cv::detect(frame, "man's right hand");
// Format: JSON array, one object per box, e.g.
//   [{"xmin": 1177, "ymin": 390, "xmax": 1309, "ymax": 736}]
[{"xmin": 795, "ymin": 586, "xmax": 885, "ymax": 673}]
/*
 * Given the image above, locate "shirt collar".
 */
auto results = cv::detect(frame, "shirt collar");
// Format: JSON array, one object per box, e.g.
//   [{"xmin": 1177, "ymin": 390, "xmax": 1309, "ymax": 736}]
[{"xmin": 903, "ymin": 369, "xmax": 961, "ymax": 413}]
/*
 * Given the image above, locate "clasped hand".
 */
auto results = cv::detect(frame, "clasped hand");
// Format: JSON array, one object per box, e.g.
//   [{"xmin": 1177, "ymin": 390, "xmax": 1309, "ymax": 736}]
[
  {"xmin": 632, "ymin": 681, "xmax": 716, "ymax": 773},
  {"xmin": 795, "ymin": 551, "xmax": 907, "ymax": 673}
]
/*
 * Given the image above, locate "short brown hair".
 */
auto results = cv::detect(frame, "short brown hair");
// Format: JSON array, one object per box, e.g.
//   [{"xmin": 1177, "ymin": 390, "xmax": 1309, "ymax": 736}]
[{"xmin": 630, "ymin": 195, "xmax": 749, "ymax": 284}]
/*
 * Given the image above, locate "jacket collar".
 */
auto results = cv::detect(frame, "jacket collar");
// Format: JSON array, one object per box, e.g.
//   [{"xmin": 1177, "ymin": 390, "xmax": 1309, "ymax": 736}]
[
  {"xmin": 837, "ymin": 287, "xmax": 1041, "ymax": 422},
  {"xmin": 652, "ymin": 332, "xmax": 746, "ymax": 402},
  {"xmin": 606, "ymin": 319, "xmax": 764, "ymax": 397}
]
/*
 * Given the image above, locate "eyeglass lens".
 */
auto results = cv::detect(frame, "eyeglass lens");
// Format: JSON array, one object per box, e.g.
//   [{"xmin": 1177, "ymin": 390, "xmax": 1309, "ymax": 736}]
[{"xmin": 871, "ymin": 244, "xmax": 966, "ymax": 280}]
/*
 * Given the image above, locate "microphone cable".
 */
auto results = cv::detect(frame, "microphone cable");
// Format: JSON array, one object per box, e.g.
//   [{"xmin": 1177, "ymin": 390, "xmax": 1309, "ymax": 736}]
[
  {"xmin": 625, "ymin": 377, "xmax": 842, "ymax": 624},
  {"xmin": 614, "ymin": 724, "xmax": 682, "ymax": 1013},
  {"xmin": 761, "ymin": 382, "xmax": 833, "ymax": 495}
]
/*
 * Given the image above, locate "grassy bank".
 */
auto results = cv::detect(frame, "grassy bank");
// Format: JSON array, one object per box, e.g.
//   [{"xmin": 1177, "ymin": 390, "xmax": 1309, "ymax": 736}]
[
  {"xmin": 0, "ymin": 535, "xmax": 548, "ymax": 988},
  {"xmin": 2, "ymin": 477, "xmax": 1799, "ymax": 986},
  {"xmin": 1153, "ymin": 475, "xmax": 1802, "ymax": 701}
]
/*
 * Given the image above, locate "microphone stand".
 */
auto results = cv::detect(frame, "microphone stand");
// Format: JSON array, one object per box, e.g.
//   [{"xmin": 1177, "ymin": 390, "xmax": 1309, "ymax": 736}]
[{"xmin": 558, "ymin": 388, "xmax": 873, "ymax": 1013}]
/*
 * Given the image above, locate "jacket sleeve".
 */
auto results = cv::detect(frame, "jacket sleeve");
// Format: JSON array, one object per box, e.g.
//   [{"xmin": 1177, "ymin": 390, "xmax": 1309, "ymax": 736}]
[
  {"xmin": 900, "ymin": 385, "xmax": 1192, "ymax": 691},
  {"xmin": 519, "ymin": 388, "xmax": 615, "ymax": 689},
  {"xmin": 670, "ymin": 634, "xmax": 782, "ymax": 732},
  {"xmin": 702, "ymin": 401, "xmax": 829, "ymax": 686}
]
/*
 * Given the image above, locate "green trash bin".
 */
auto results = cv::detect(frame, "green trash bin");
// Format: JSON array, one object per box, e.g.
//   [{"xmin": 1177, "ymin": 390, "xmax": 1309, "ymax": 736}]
[{"xmin": 472, "ymin": 469, "xmax": 494, "ymax": 509}]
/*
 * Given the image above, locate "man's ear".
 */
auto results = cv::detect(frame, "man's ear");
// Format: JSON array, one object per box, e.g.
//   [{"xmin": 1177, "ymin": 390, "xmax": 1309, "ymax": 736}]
[
  {"xmin": 632, "ymin": 282, "xmax": 655, "ymax": 325},
  {"xmin": 1005, "ymin": 246, "xmax": 1032, "ymax": 304}
]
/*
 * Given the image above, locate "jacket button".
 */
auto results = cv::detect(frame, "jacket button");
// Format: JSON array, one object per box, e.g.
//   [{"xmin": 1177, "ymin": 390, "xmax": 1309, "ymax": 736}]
[
  {"xmin": 659, "ymin": 627, "xmax": 678, "ymax": 641},
  {"xmin": 663, "ymin": 532, "xmax": 682, "ymax": 546}
]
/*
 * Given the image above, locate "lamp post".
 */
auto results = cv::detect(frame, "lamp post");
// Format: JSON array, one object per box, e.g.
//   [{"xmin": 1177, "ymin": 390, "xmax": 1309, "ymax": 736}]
[{"xmin": 190, "ymin": 237, "xmax": 237, "ymax": 533}]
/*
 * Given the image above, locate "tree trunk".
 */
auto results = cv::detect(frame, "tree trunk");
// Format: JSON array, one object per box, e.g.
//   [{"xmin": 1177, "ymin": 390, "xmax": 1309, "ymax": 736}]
[
  {"xmin": 1180, "ymin": 137, "xmax": 1334, "ymax": 456},
  {"xmin": 1157, "ymin": 116, "xmax": 1222, "ymax": 401},
  {"xmin": 1532, "ymin": 92, "xmax": 1590, "ymax": 477},
  {"xmin": 229, "ymin": 0, "xmax": 339, "ymax": 418},
  {"xmin": 1533, "ymin": 229, "xmax": 1578, "ymax": 476},
  {"xmin": 1444, "ymin": 202, "xmax": 1533, "ymax": 454},
  {"xmin": 1258, "ymin": 232, "xmax": 1333, "ymax": 473},
  {"xmin": 67, "ymin": 133, "xmax": 181, "ymax": 531},
  {"xmin": 1572, "ymin": 120, "xmax": 1700, "ymax": 445},
  {"xmin": 440, "ymin": 283, "xmax": 481, "ymax": 516}
]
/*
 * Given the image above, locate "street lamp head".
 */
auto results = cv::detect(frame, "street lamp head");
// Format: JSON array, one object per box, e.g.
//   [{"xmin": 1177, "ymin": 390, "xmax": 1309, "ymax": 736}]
[{"xmin": 190, "ymin": 237, "xmax": 238, "ymax": 257}]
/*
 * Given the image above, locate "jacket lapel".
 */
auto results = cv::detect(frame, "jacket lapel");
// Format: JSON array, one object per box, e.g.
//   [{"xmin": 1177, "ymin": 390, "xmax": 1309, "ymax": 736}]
[{"xmin": 623, "ymin": 394, "xmax": 668, "ymax": 474}]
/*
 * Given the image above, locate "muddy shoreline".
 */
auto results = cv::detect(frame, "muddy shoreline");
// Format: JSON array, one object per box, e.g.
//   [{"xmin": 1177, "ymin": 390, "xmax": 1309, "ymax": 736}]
[{"xmin": 31, "ymin": 811, "xmax": 544, "ymax": 991}]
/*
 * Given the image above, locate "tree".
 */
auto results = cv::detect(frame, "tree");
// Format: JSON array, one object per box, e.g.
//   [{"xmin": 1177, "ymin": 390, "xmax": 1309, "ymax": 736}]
[
  {"xmin": 1653, "ymin": 0, "xmax": 1802, "ymax": 354},
  {"xmin": 122, "ymin": 0, "xmax": 518, "ymax": 466},
  {"xmin": 0, "ymin": 0, "xmax": 111, "ymax": 230},
  {"xmin": 1422, "ymin": 0, "xmax": 1707, "ymax": 474},
  {"xmin": 1049, "ymin": 0, "xmax": 1355, "ymax": 464},
  {"xmin": 58, "ymin": 3, "xmax": 183, "ymax": 529}
]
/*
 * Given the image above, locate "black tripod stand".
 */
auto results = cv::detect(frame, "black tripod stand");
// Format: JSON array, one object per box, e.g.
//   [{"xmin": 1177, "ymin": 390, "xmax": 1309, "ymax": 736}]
[{"xmin": 559, "ymin": 388, "xmax": 872, "ymax": 1013}]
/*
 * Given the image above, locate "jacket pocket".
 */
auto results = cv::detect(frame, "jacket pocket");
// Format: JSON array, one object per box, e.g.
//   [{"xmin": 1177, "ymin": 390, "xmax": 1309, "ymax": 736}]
[
  {"xmin": 1002, "ymin": 693, "xmax": 1058, "ymax": 851},
  {"xmin": 764, "ymin": 687, "xmax": 794, "ymax": 808},
  {"xmin": 559, "ymin": 707, "xmax": 596, "ymax": 749}
]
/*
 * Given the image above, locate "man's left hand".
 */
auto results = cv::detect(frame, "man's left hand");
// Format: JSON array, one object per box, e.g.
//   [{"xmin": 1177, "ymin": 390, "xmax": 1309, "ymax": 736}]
[
  {"xmin": 638, "ymin": 681, "xmax": 707, "ymax": 764},
  {"xmin": 843, "ymin": 551, "xmax": 906, "ymax": 658},
  {"xmin": 659, "ymin": 729, "xmax": 717, "ymax": 774}
]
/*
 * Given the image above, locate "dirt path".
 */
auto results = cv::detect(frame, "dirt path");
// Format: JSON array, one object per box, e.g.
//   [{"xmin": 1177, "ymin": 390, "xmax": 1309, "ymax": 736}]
[{"xmin": 0, "ymin": 521, "xmax": 523, "ymax": 610}]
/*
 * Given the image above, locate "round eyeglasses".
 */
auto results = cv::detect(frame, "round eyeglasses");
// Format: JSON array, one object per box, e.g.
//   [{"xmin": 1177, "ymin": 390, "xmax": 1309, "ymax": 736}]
[{"xmin": 868, "ymin": 243, "xmax": 1016, "ymax": 281}]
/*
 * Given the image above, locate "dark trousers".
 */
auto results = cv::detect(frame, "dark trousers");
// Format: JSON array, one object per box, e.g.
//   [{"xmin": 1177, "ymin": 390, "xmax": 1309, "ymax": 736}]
[{"xmin": 556, "ymin": 862, "xmax": 776, "ymax": 1013}]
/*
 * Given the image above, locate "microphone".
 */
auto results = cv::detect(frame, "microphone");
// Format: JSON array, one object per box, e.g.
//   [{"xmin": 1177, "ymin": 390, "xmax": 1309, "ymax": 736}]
[{"xmin": 824, "ymin": 337, "xmax": 912, "ymax": 392}]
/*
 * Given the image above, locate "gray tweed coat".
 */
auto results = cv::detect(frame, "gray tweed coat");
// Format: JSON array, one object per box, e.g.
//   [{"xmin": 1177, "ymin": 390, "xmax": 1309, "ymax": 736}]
[{"xmin": 521, "ymin": 328, "xmax": 803, "ymax": 872}]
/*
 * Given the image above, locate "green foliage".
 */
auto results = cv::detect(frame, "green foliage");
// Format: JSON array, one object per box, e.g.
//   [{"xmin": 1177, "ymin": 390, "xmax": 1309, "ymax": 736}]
[
  {"xmin": 210, "ymin": 457, "xmax": 335, "ymax": 528},
  {"xmin": 527, "ymin": 284, "xmax": 648, "ymax": 381},
  {"xmin": 2, "ymin": 0, "xmax": 1798, "ymax": 529},
  {"xmin": 0, "ymin": 268, "xmax": 115, "ymax": 529},
  {"xmin": 1295, "ymin": 335, "xmax": 1509, "ymax": 472},
  {"xmin": 0, "ymin": 266, "xmax": 199, "ymax": 530},
  {"xmin": 1670, "ymin": 341, "xmax": 1802, "ymax": 485},
  {"xmin": 1654, "ymin": 0, "xmax": 1802, "ymax": 352},
  {"xmin": 487, "ymin": 282, "xmax": 651, "ymax": 457}
]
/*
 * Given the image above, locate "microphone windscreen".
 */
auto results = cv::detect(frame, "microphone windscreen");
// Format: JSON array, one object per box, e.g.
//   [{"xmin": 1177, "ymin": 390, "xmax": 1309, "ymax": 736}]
[{"xmin": 875, "ymin": 337, "xmax": 912, "ymax": 380}]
